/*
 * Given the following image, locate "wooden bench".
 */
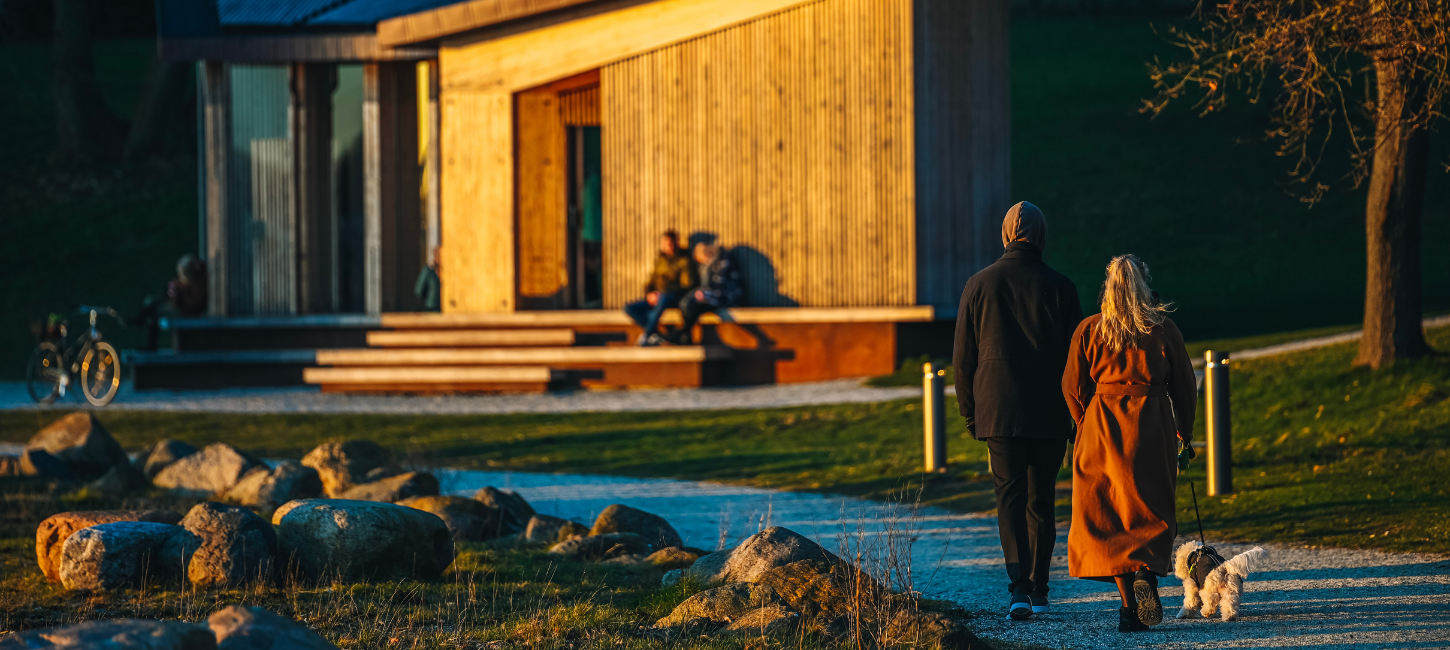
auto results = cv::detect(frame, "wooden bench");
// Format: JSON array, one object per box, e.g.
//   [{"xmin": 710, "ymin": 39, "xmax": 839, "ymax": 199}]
[{"xmin": 377, "ymin": 306, "xmax": 935, "ymax": 329}]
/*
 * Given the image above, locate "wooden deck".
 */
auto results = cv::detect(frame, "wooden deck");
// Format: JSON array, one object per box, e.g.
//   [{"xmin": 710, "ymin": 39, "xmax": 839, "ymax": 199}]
[{"xmin": 143, "ymin": 306, "xmax": 944, "ymax": 393}]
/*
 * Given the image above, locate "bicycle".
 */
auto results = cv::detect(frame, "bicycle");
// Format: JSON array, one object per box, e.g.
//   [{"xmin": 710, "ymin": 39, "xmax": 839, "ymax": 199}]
[{"xmin": 26, "ymin": 306, "xmax": 125, "ymax": 406}]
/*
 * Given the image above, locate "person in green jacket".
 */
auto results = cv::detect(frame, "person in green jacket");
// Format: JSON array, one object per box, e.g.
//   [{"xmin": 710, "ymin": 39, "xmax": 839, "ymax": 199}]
[
  {"xmin": 624, "ymin": 230, "xmax": 697, "ymax": 345},
  {"xmin": 414, "ymin": 247, "xmax": 442, "ymax": 312}
]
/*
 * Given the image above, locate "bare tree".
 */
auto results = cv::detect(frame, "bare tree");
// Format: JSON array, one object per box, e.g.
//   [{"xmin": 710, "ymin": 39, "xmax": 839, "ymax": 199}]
[{"xmin": 1144, "ymin": 0, "xmax": 1449, "ymax": 369}]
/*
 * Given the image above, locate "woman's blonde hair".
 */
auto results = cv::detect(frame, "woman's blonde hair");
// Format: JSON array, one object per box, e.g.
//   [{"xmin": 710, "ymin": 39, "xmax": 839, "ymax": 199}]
[{"xmin": 1096, "ymin": 254, "xmax": 1172, "ymax": 353}]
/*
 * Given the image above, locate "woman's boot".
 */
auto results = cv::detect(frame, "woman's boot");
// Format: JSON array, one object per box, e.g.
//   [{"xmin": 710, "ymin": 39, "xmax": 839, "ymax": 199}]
[
  {"xmin": 1134, "ymin": 570, "xmax": 1164, "ymax": 626},
  {"xmin": 1118, "ymin": 606, "xmax": 1149, "ymax": 632}
]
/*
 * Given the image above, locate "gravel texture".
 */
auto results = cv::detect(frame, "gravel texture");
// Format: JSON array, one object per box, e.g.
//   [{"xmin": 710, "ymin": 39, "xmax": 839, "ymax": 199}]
[{"xmin": 0, "ymin": 379, "xmax": 922, "ymax": 414}]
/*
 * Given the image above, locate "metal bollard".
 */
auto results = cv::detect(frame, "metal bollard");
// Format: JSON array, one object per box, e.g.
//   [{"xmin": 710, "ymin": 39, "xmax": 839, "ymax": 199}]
[
  {"xmin": 1204, "ymin": 350, "xmax": 1233, "ymax": 496},
  {"xmin": 923, "ymin": 363, "xmax": 947, "ymax": 473}
]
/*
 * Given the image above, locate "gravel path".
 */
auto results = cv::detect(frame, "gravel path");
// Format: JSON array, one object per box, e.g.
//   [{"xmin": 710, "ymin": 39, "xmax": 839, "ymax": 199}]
[
  {"xmin": 435, "ymin": 468, "xmax": 1449, "ymax": 650},
  {"xmin": 0, "ymin": 379, "xmax": 922, "ymax": 414}
]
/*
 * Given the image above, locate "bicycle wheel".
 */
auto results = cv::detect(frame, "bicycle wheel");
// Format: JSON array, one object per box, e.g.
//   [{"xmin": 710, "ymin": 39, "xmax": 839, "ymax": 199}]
[
  {"xmin": 26, "ymin": 342, "xmax": 65, "ymax": 404},
  {"xmin": 81, "ymin": 342, "xmax": 121, "ymax": 406}
]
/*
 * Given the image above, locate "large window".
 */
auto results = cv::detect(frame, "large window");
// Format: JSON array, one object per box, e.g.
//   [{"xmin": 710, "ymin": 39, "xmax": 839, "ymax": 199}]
[
  {"xmin": 332, "ymin": 65, "xmax": 366, "ymax": 313},
  {"xmin": 226, "ymin": 65, "xmax": 292, "ymax": 316}
]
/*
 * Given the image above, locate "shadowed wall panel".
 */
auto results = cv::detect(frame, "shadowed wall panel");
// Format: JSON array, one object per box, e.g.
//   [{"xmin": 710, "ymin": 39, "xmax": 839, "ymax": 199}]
[
  {"xmin": 913, "ymin": 0, "xmax": 1009, "ymax": 311},
  {"xmin": 600, "ymin": 0, "xmax": 915, "ymax": 308}
]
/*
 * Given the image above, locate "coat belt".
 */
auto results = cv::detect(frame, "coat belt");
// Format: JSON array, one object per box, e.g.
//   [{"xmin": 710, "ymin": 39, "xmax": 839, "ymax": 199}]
[{"xmin": 1094, "ymin": 384, "xmax": 1169, "ymax": 397}]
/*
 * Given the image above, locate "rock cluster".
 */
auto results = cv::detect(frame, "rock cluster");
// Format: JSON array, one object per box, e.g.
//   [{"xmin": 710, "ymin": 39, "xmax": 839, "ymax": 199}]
[
  {"xmin": 654, "ymin": 526, "xmax": 987, "ymax": 649},
  {"xmin": 0, "ymin": 606, "xmax": 338, "ymax": 649}
]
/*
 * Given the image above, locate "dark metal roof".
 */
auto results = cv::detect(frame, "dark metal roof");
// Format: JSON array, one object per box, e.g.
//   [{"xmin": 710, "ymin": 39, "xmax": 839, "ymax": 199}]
[
  {"xmin": 216, "ymin": 0, "xmax": 462, "ymax": 27},
  {"xmin": 309, "ymin": 0, "xmax": 461, "ymax": 25}
]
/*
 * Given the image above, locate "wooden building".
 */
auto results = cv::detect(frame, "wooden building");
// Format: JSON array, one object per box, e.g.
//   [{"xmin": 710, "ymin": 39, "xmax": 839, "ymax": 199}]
[{"xmin": 147, "ymin": 0, "xmax": 1009, "ymax": 392}]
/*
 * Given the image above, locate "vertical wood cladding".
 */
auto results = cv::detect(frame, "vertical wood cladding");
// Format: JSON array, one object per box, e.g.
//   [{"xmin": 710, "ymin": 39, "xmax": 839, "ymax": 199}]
[
  {"xmin": 559, "ymin": 85, "xmax": 600, "ymax": 126},
  {"xmin": 601, "ymin": 0, "xmax": 916, "ymax": 308},
  {"xmin": 913, "ymin": 0, "xmax": 1010, "ymax": 311}
]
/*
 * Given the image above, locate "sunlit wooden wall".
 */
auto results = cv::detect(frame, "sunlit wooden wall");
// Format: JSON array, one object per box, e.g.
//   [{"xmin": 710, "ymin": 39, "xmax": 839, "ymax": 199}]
[{"xmin": 601, "ymin": 0, "xmax": 916, "ymax": 308}]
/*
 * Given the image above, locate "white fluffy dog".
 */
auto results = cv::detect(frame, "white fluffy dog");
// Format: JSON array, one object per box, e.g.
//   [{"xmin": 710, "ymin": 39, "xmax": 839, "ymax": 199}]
[{"xmin": 1173, "ymin": 541, "xmax": 1268, "ymax": 621}]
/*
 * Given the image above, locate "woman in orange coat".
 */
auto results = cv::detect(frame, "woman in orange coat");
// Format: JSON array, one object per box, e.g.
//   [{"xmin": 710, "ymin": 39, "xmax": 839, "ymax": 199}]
[{"xmin": 1062, "ymin": 255, "xmax": 1197, "ymax": 632}]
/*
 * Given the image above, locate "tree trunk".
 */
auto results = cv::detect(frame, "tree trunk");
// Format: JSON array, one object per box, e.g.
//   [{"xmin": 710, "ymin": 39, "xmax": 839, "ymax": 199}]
[
  {"xmin": 1354, "ymin": 56, "xmax": 1430, "ymax": 369},
  {"xmin": 123, "ymin": 55, "xmax": 190, "ymax": 162},
  {"xmin": 53, "ymin": 0, "xmax": 123, "ymax": 162}
]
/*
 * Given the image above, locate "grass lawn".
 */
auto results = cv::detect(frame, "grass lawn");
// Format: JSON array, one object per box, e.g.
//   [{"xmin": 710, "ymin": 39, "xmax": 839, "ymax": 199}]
[{"xmin": 5, "ymin": 326, "xmax": 1449, "ymax": 555}]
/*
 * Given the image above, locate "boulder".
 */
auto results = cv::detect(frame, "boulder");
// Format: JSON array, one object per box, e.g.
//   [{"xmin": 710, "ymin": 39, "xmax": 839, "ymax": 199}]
[
  {"xmin": 655, "ymin": 583, "xmax": 787, "ymax": 628},
  {"xmin": 397, "ymin": 495, "xmax": 502, "ymax": 542},
  {"xmin": 686, "ymin": 526, "xmax": 838, "ymax": 585},
  {"xmin": 548, "ymin": 532, "xmax": 652, "ymax": 561},
  {"xmin": 208, "ymin": 605, "xmax": 339, "ymax": 650},
  {"xmin": 646, "ymin": 547, "xmax": 701, "ymax": 570},
  {"xmin": 361, "ymin": 465, "xmax": 405, "ymax": 482},
  {"xmin": 25, "ymin": 412, "xmax": 126, "ymax": 479},
  {"xmin": 179, "ymin": 502, "xmax": 277, "ymax": 588},
  {"xmin": 338, "ymin": 471, "xmax": 439, "ymax": 503},
  {"xmin": 722, "ymin": 606, "xmax": 801, "ymax": 637},
  {"xmin": 661, "ymin": 569, "xmax": 684, "ymax": 587},
  {"xmin": 755, "ymin": 559, "xmax": 874, "ymax": 629},
  {"xmin": 882, "ymin": 610, "xmax": 990, "ymax": 650},
  {"xmin": 36, "ymin": 509, "xmax": 183, "ymax": 582},
  {"xmin": 300, "ymin": 440, "xmax": 392, "ymax": 497},
  {"xmin": 134, "ymin": 439, "xmax": 199, "ymax": 480},
  {"xmin": 152, "ymin": 443, "xmax": 263, "ymax": 497},
  {"xmin": 223, "ymin": 462, "xmax": 324, "ymax": 514},
  {"xmin": 0, "ymin": 619, "xmax": 217, "ymax": 650},
  {"xmin": 474, "ymin": 487, "xmax": 535, "ymax": 533},
  {"xmin": 522, "ymin": 515, "xmax": 588, "ymax": 545},
  {"xmin": 0, "ymin": 454, "xmax": 19, "ymax": 476},
  {"xmin": 58, "ymin": 521, "xmax": 189, "ymax": 591},
  {"xmin": 20, "ymin": 447, "xmax": 77, "ymax": 481},
  {"xmin": 589, "ymin": 504, "xmax": 682, "ymax": 549},
  {"xmin": 272, "ymin": 499, "xmax": 454, "ymax": 582},
  {"xmin": 88, "ymin": 462, "xmax": 149, "ymax": 494}
]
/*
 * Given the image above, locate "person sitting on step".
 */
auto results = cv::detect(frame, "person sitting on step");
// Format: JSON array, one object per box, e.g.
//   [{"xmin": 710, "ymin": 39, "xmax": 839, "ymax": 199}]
[
  {"xmin": 624, "ymin": 230, "xmax": 697, "ymax": 346},
  {"xmin": 669, "ymin": 241, "xmax": 742, "ymax": 345}
]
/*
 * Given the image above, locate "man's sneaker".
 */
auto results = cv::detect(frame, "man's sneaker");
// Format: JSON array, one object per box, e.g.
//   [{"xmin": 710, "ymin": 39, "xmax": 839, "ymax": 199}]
[
  {"xmin": 635, "ymin": 334, "xmax": 650, "ymax": 347},
  {"xmin": 645, "ymin": 333, "xmax": 666, "ymax": 346},
  {"xmin": 1133, "ymin": 570, "xmax": 1163, "ymax": 626},
  {"xmin": 1117, "ymin": 606, "xmax": 1149, "ymax": 632},
  {"xmin": 1008, "ymin": 593, "xmax": 1032, "ymax": 621},
  {"xmin": 1030, "ymin": 595, "xmax": 1049, "ymax": 615}
]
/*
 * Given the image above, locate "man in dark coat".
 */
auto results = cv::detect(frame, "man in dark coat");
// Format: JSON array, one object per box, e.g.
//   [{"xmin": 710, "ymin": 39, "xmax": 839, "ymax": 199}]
[{"xmin": 952, "ymin": 201, "xmax": 1083, "ymax": 620}]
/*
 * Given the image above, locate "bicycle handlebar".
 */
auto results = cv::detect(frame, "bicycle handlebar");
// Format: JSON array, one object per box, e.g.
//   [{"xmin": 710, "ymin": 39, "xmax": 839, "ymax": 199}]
[{"xmin": 76, "ymin": 306, "xmax": 124, "ymax": 323}]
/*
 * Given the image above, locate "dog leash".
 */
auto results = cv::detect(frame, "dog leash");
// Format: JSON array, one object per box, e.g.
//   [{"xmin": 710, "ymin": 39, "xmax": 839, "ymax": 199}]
[{"xmin": 1190, "ymin": 482, "xmax": 1207, "ymax": 546}]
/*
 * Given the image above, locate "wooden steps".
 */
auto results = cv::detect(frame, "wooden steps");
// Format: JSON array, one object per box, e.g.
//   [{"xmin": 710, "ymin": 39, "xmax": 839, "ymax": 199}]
[
  {"xmin": 365, "ymin": 328, "xmax": 575, "ymax": 347},
  {"xmin": 315, "ymin": 346, "xmax": 730, "ymax": 366},
  {"xmin": 310, "ymin": 345, "xmax": 730, "ymax": 391},
  {"xmin": 302, "ymin": 365, "xmax": 557, "ymax": 393}
]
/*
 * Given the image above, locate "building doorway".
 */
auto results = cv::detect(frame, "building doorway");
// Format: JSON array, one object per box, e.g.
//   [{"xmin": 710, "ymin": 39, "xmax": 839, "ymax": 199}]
[
  {"xmin": 567, "ymin": 126, "xmax": 602, "ymax": 309},
  {"xmin": 516, "ymin": 71, "xmax": 601, "ymax": 310}
]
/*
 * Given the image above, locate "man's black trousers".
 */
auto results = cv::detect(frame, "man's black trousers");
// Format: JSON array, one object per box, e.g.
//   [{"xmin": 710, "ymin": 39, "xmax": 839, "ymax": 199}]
[{"xmin": 987, "ymin": 436, "xmax": 1067, "ymax": 596}]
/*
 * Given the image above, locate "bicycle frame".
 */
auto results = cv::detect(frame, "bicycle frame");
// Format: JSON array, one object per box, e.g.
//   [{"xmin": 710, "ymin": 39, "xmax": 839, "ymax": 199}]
[{"xmin": 36, "ymin": 307, "xmax": 116, "ymax": 400}]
